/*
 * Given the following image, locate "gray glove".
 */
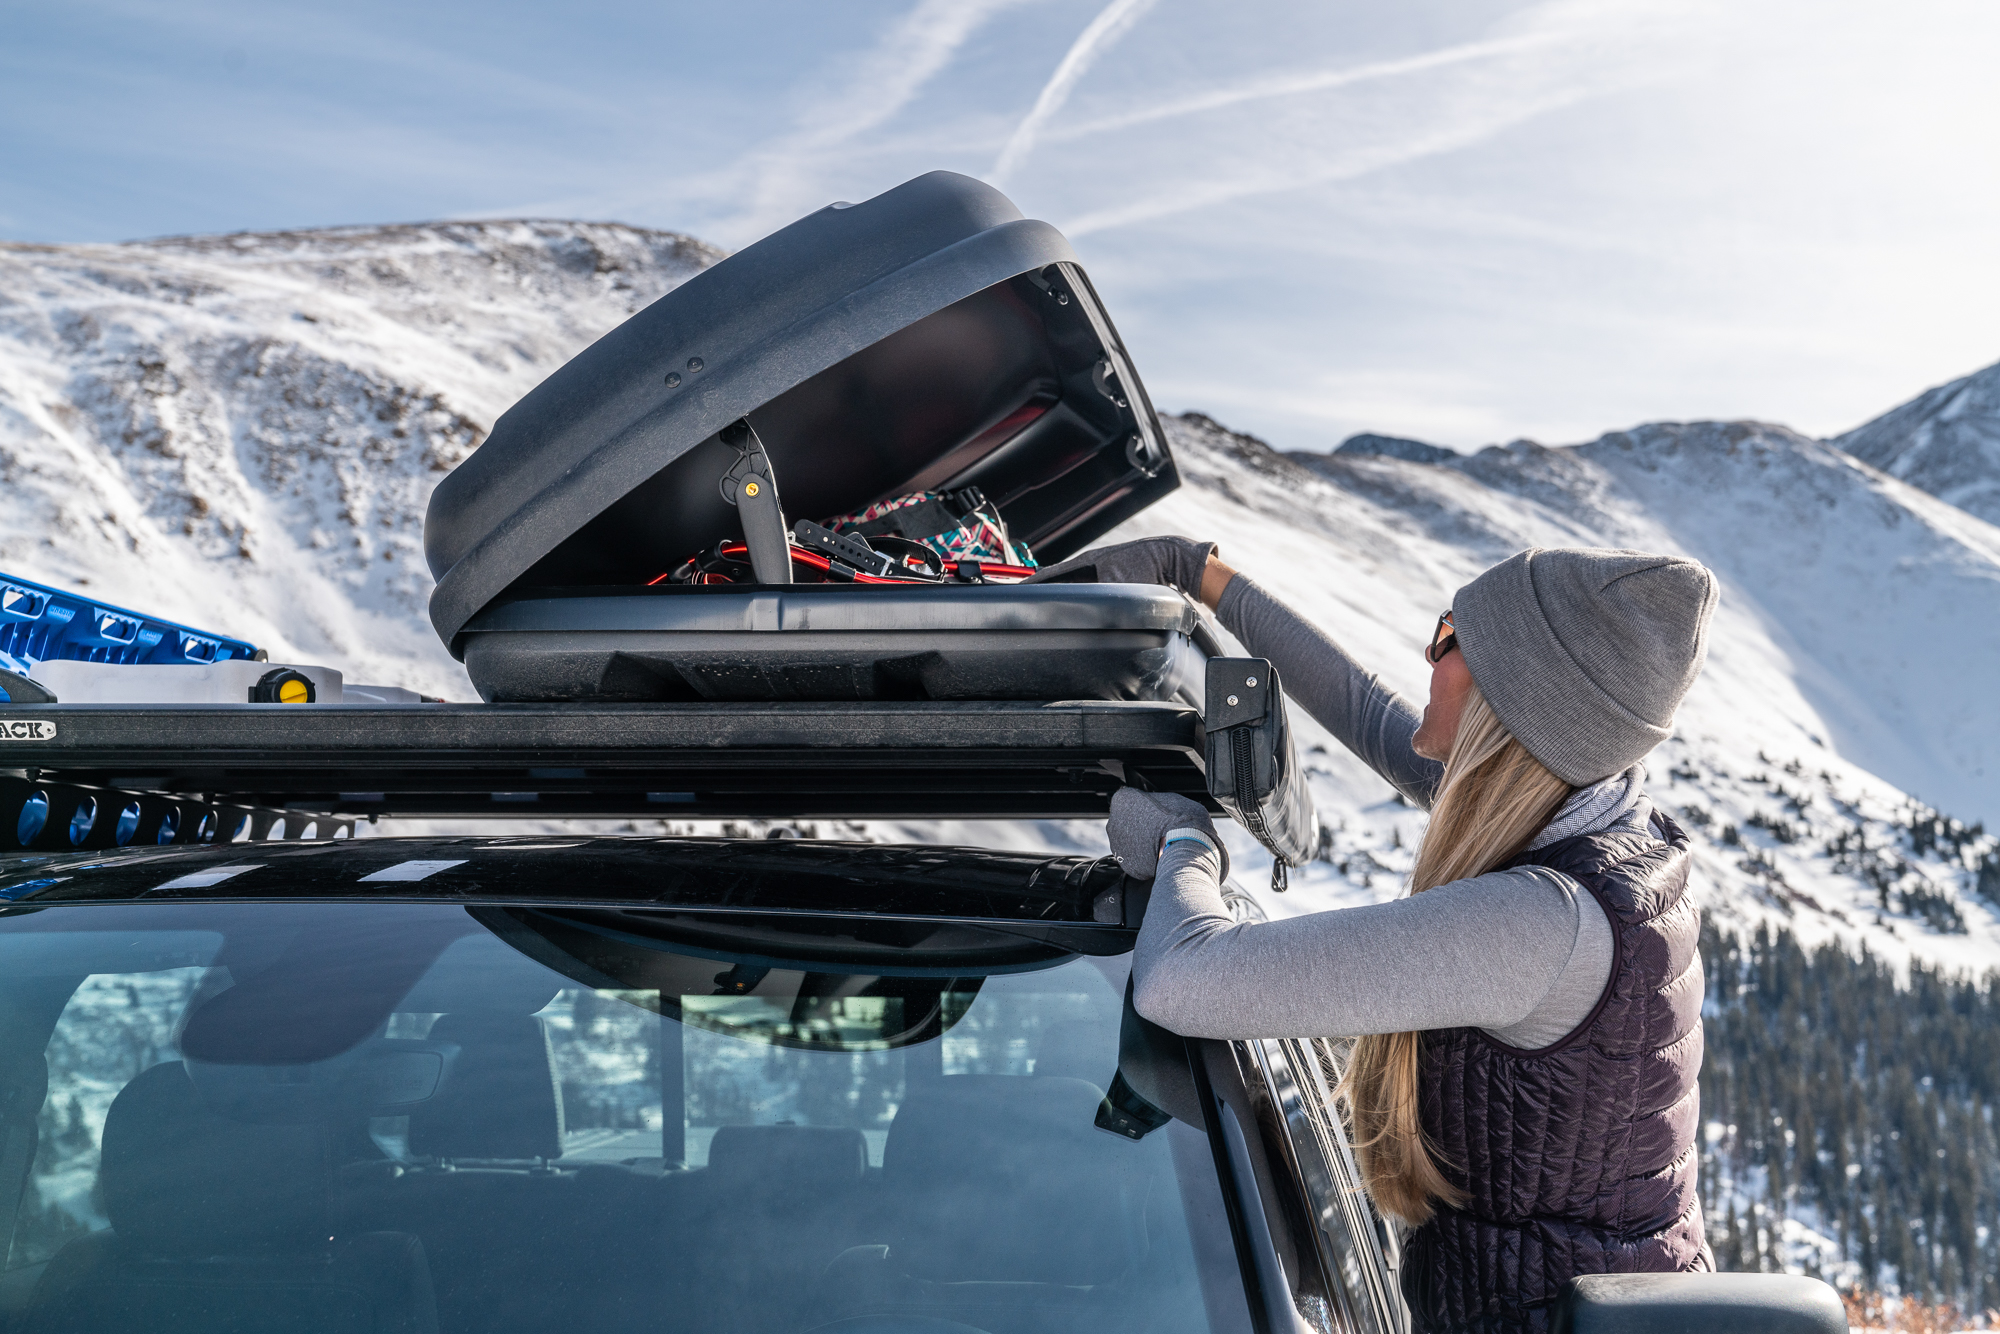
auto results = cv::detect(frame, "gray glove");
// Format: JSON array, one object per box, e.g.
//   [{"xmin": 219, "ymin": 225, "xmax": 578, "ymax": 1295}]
[
  {"xmin": 1107, "ymin": 787, "xmax": 1229, "ymax": 880},
  {"xmin": 1025, "ymin": 537, "xmax": 1216, "ymax": 595}
]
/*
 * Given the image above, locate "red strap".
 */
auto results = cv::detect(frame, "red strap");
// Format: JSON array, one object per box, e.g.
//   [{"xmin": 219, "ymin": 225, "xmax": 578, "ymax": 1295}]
[{"xmin": 650, "ymin": 544, "xmax": 1036, "ymax": 586}]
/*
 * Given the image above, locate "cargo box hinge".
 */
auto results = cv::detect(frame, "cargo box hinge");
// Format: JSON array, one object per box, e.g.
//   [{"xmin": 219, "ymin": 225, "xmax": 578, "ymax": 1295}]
[{"xmin": 717, "ymin": 419, "xmax": 792, "ymax": 585}]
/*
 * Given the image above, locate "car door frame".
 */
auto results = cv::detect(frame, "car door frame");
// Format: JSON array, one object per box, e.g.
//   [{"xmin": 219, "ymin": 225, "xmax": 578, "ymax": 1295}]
[{"xmin": 1193, "ymin": 885, "xmax": 1409, "ymax": 1334}]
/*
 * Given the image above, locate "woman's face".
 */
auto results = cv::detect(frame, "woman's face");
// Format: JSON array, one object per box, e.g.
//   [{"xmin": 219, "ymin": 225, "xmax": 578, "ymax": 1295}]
[{"xmin": 1411, "ymin": 634, "xmax": 1474, "ymax": 761}]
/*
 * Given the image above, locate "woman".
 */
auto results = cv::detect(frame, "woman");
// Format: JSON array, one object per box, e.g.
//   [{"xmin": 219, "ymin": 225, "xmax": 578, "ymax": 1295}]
[{"xmin": 1034, "ymin": 538, "xmax": 1718, "ymax": 1334}]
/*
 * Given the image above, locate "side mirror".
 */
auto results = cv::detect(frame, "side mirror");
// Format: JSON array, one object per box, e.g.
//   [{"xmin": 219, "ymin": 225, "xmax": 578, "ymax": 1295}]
[
  {"xmin": 1204, "ymin": 657, "xmax": 1318, "ymax": 889},
  {"xmin": 1553, "ymin": 1273, "xmax": 1848, "ymax": 1334}
]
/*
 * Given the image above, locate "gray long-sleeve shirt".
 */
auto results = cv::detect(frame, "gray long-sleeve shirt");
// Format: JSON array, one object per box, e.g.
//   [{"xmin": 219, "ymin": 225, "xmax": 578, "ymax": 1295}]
[{"xmin": 1131, "ymin": 576, "xmax": 1638, "ymax": 1048}]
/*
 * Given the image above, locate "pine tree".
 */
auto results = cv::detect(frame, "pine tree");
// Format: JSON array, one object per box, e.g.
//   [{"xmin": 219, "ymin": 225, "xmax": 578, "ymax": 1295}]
[{"xmin": 1699, "ymin": 921, "xmax": 2000, "ymax": 1311}]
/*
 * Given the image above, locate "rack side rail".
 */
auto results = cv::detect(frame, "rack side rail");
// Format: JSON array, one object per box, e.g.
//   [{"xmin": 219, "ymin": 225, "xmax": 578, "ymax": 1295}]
[{"xmin": 0, "ymin": 700, "xmax": 1211, "ymax": 831}]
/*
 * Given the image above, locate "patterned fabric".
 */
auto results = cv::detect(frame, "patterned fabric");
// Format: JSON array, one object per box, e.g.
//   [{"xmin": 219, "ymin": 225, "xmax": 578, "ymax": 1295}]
[
  {"xmin": 823, "ymin": 488, "xmax": 1037, "ymax": 569},
  {"xmin": 1525, "ymin": 764, "xmax": 1645, "ymax": 851},
  {"xmin": 1403, "ymin": 806, "xmax": 1711, "ymax": 1334}
]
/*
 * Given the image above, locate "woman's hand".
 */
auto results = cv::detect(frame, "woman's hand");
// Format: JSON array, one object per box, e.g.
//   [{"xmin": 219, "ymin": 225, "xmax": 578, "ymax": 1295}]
[
  {"xmin": 1106, "ymin": 788, "xmax": 1229, "ymax": 880},
  {"xmin": 1024, "ymin": 536, "xmax": 1217, "ymax": 596}
]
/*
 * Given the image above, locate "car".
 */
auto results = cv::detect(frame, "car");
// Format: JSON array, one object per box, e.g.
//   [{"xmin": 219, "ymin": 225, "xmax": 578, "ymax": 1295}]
[{"xmin": 0, "ymin": 826, "xmax": 1396, "ymax": 1334}]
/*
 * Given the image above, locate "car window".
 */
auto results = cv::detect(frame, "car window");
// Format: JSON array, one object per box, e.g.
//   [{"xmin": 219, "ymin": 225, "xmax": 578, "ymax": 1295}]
[
  {"xmin": 15, "ymin": 964, "xmax": 211, "ymax": 1267},
  {"xmin": 0, "ymin": 903, "xmax": 1251, "ymax": 1334}
]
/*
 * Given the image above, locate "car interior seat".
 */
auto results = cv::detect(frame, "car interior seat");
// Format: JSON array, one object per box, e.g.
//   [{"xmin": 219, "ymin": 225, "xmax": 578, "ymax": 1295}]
[
  {"xmin": 814, "ymin": 1075, "xmax": 1149, "ymax": 1334},
  {"xmin": 675, "ymin": 1124, "xmax": 871, "ymax": 1329},
  {"xmin": 407, "ymin": 1013, "xmax": 564, "ymax": 1162},
  {"xmin": 347, "ymin": 1012, "xmax": 608, "ymax": 1334},
  {"xmin": 23, "ymin": 1061, "xmax": 439, "ymax": 1334},
  {"xmin": 343, "ymin": 1011, "xmax": 681, "ymax": 1334}
]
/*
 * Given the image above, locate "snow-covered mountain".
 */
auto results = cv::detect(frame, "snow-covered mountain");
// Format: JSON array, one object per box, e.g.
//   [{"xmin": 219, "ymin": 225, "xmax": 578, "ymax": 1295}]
[
  {"xmin": 9, "ymin": 218, "xmax": 2000, "ymax": 1301},
  {"xmin": 2, "ymin": 220, "xmax": 1996, "ymax": 982},
  {"xmin": 1319, "ymin": 418, "xmax": 2000, "ymax": 835},
  {"xmin": 1123, "ymin": 415, "xmax": 2000, "ymax": 977},
  {"xmin": 1835, "ymin": 359, "xmax": 2000, "ymax": 529},
  {"xmin": 0, "ymin": 222, "xmax": 721, "ymax": 693}
]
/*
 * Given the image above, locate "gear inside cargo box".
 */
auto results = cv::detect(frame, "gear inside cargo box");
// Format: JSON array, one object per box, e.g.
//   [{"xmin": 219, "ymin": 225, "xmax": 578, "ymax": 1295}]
[
  {"xmin": 661, "ymin": 487, "xmax": 1038, "ymax": 587},
  {"xmin": 827, "ymin": 487, "xmax": 1038, "ymax": 569},
  {"xmin": 424, "ymin": 171, "xmax": 1195, "ymax": 704}
]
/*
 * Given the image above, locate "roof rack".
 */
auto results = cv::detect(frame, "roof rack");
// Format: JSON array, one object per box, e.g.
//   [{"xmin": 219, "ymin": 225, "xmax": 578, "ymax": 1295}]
[{"xmin": 0, "ymin": 699, "xmax": 1210, "ymax": 847}]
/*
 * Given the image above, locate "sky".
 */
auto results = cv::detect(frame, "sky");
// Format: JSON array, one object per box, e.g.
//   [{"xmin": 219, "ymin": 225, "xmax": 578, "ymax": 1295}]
[{"xmin": 4, "ymin": 0, "xmax": 1999, "ymax": 453}]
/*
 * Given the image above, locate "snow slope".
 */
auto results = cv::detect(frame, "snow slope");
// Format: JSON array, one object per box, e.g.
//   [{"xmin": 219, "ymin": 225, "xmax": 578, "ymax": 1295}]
[
  {"xmin": 0, "ymin": 222, "xmax": 720, "ymax": 694},
  {"xmin": 1835, "ymin": 358, "xmax": 2000, "ymax": 529},
  {"xmin": 1118, "ymin": 416, "xmax": 2000, "ymax": 979},
  {"xmin": 1, "ymin": 220, "xmax": 1996, "ymax": 980}
]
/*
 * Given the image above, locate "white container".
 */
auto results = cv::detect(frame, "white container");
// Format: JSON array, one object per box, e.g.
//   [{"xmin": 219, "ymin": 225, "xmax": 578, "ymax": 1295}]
[
  {"xmin": 340, "ymin": 683, "xmax": 427, "ymax": 705},
  {"xmin": 30, "ymin": 659, "xmax": 344, "ymax": 705}
]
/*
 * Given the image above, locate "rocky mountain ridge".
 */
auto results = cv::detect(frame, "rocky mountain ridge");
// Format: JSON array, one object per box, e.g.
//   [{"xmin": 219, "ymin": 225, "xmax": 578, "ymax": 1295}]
[
  {"xmin": 1834, "ymin": 358, "xmax": 2000, "ymax": 529},
  {"xmin": 1313, "ymin": 416, "xmax": 2000, "ymax": 832}
]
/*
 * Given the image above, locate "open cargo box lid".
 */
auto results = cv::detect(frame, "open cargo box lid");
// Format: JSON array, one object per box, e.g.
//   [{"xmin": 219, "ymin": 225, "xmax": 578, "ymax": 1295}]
[{"xmin": 424, "ymin": 170, "xmax": 1179, "ymax": 655}]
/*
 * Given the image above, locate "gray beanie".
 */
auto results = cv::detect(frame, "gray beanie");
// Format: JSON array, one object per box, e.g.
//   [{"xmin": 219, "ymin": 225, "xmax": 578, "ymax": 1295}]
[{"xmin": 1452, "ymin": 547, "xmax": 1719, "ymax": 786}]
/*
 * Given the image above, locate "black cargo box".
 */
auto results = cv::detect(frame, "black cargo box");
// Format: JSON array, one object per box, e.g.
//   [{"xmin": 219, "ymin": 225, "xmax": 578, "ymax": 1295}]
[{"xmin": 424, "ymin": 171, "xmax": 1192, "ymax": 703}]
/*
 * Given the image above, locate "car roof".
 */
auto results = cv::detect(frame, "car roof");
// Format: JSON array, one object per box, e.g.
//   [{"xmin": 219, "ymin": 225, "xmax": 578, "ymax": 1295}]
[{"xmin": 0, "ymin": 835, "xmax": 1133, "ymax": 946}]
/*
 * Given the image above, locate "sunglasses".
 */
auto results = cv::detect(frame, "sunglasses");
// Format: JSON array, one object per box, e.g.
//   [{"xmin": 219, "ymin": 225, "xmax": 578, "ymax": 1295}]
[{"xmin": 1426, "ymin": 611, "xmax": 1458, "ymax": 665}]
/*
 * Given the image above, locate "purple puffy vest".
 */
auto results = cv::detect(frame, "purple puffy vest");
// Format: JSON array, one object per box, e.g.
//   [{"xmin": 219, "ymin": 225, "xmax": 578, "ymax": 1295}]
[{"xmin": 1402, "ymin": 805, "xmax": 1711, "ymax": 1334}]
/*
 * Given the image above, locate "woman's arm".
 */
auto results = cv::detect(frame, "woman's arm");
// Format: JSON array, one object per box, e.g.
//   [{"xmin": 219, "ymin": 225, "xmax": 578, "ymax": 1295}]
[
  {"xmin": 1130, "ymin": 840, "xmax": 1597, "ymax": 1040},
  {"xmin": 1204, "ymin": 562, "xmax": 1442, "ymax": 807}
]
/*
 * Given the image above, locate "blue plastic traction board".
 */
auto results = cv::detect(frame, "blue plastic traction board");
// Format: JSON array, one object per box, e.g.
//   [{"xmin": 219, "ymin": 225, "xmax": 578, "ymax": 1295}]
[{"xmin": 0, "ymin": 571, "xmax": 259, "ymax": 676}]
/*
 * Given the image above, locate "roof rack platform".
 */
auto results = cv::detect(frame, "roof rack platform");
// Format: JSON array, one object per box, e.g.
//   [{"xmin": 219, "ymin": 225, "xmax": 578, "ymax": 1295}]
[{"xmin": 0, "ymin": 700, "xmax": 1211, "ymax": 836}]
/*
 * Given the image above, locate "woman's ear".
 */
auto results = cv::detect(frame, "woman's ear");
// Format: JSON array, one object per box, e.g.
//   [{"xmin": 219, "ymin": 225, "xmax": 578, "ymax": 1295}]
[{"xmin": 1413, "ymin": 651, "xmax": 1475, "ymax": 761}]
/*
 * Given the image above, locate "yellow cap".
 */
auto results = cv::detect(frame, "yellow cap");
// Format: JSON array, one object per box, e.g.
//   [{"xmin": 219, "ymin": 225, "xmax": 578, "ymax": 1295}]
[{"xmin": 278, "ymin": 678, "xmax": 310, "ymax": 704}]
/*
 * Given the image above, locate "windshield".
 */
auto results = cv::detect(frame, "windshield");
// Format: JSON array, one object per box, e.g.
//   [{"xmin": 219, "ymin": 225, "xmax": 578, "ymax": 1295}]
[{"xmin": 0, "ymin": 901, "xmax": 1249, "ymax": 1334}]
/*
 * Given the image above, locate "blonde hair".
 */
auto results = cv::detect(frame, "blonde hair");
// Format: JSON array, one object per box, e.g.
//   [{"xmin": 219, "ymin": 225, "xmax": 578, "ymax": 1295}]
[{"xmin": 1339, "ymin": 685, "xmax": 1573, "ymax": 1224}]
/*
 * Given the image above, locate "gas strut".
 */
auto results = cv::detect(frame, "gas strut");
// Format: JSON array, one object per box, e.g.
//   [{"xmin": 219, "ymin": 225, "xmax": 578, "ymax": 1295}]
[{"xmin": 718, "ymin": 419, "xmax": 791, "ymax": 585}]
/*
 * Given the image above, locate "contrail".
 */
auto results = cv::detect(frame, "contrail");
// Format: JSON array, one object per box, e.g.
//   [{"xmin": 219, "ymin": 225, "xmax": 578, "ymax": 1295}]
[
  {"xmin": 728, "ymin": 0, "xmax": 1027, "ymax": 238},
  {"xmin": 989, "ymin": 0, "xmax": 1161, "ymax": 188},
  {"xmin": 1057, "ymin": 83, "xmax": 1600, "ymax": 237},
  {"xmin": 1047, "ymin": 30, "xmax": 1565, "ymax": 144}
]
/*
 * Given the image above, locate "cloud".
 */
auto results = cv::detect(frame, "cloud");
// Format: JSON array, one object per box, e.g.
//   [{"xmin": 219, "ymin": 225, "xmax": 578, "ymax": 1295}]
[
  {"xmin": 715, "ymin": 0, "xmax": 1033, "ymax": 240},
  {"xmin": 1043, "ymin": 0, "xmax": 1710, "ymax": 237},
  {"xmin": 988, "ymin": 0, "xmax": 1161, "ymax": 188}
]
